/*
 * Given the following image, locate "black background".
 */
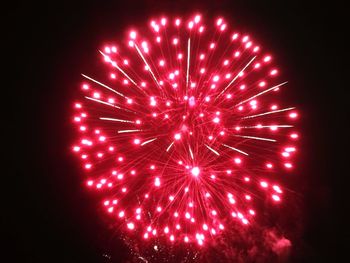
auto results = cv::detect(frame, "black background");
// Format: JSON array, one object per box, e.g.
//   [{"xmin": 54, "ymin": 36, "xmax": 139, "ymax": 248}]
[{"xmin": 6, "ymin": 0, "xmax": 347, "ymax": 262}]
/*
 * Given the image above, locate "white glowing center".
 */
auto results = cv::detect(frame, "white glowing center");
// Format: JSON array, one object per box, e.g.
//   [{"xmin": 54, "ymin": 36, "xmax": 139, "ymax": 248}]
[{"xmin": 191, "ymin": 167, "xmax": 200, "ymax": 177}]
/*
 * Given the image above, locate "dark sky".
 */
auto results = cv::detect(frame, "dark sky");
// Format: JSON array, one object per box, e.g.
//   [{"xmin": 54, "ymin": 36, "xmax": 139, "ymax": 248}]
[{"xmin": 6, "ymin": 0, "xmax": 347, "ymax": 262}]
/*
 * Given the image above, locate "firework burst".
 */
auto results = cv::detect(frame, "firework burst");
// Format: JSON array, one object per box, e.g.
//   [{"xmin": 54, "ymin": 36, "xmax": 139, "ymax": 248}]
[{"xmin": 71, "ymin": 14, "xmax": 299, "ymax": 247}]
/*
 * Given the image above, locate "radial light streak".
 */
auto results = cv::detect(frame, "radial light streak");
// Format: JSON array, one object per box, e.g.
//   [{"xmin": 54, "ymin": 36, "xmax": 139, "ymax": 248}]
[
  {"xmin": 141, "ymin": 138, "xmax": 157, "ymax": 146},
  {"xmin": 222, "ymin": 144, "xmax": 249, "ymax": 156},
  {"xmin": 235, "ymin": 81, "xmax": 288, "ymax": 106},
  {"xmin": 205, "ymin": 144, "xmax": 220, "ymax": 156},
  {"xmin": 82, "ymin": 74, "xmax": 126, "ymax": 98},
  {"xmin": 72, "ymin": 14, "xmax": 300, "ymax": 247},
  {"xmin": 232, "ymin": 135, "xmax": 276, "ymax": 142},
  {"xmin": 242, "ymin": 107, "xmax": 296, "ymax": 119}
]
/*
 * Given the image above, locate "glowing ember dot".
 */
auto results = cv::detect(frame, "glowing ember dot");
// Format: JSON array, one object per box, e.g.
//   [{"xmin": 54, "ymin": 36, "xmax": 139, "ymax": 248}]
[
  {"xmin": 87, "ymin": 180, "xmax": 93, "ymax": 186},
  {"xmin": 266, "ymin": 163, "xmax": 273, "ymax": 169},
  {"xmin": 133, "ymin": 139, "xmax": 140, "ymax": 145},
  {"xmin": 272, "ymin": 195, "xmax": 281, "ymax": 202},
  {"xmin": 289, "ymin": 112, "xmax": 298, "ymax": 118},
  {"xmin": 191, "ymin": 167, "xmax": 200, "ymax": 177},
  {"xmin": 213, "ymin": 75, "xmax": 219, "ymax": 82},
  {"xmin": 285, "ymin": 163, "xmax": 293, "ymax": 169},
  {"xmin": 260, "ymin": 181, "xmax": 268, "ymax": 188},
  {"xmin": 184, "ymin": 236, "xmax": 189, "ymax": 243},
  {"xmin": 127, "ymin": 222, "xmax": 135, "ymax": 230},
  {"xmin": 118, "ymin": 211, "xmax": 125, "ymax": 218},
  {"xmin": 234, "ymin": 158, "xmax": 242, "ymax": 164},
  {"xmin": 154, "ymin": 177, "xmax": 160, "ymax": 187},
  {"xmin": 174, "ymin": 133, "xmax": 181, "ymax": 140}
]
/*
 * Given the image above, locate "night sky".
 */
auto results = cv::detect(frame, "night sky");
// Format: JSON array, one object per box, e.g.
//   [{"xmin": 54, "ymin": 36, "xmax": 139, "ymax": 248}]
[{"xmin": 6, "ymin": 0, "xmax": 347, "ymax": 262}]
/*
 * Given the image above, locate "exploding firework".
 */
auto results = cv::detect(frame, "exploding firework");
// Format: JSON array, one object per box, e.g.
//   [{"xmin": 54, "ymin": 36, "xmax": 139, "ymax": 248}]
[{"xmin": 71, "ymin": 14, "xmax": 299, "ymax": 247}]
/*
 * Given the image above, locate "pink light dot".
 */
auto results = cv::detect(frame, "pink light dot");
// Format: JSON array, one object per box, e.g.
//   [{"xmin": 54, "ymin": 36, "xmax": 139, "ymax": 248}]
[
  {"xmin": 175, "ymin": 18, "xmax": 181, "ymax": 26},
  {"xmin": 273, "ymin": 185, "xmax": 283, "ymax": 193},
  {"xmin": 199, "ymin": 26, "xmax": 204, "ymax": 33},
  {"xmin": 174, "ymin": 212, "xmax": 179, "ymax": 218},
  {"xmin": 211, "ymin": 210, "xmax": 217, "ymax": 216},
  {"xmin": 234, "ymin": 158, "xmax": 242, "ymax": 164},
  {"xmin": 87, "ymin": 180, "xmax": 93, "ymax": 186},
  {"xmin": 270, "ymin": 69, "xmax": 278, "ymax": 76},
  {"xmin": 289, "ymin": 112, "xmax": 298, "ymax": 119},
  {"xmin": 188, "ymin": 21, "xmax": 194, "ymax": 29},
  {"xmin": 245, "ymin": 41, "xmax": 252, "ymax": 48},
  {"xmin": 99, "ymin": 136, "xmax": 106, "ymax": 142},
  {"xmin": 270, "ymin": 125, "xmax": 278, "ymax": 131},
  {"xmin": 118, "ymin": 156, "xmax": 123, "ymax": 162},
  {"xmin": 178, "ymin": 53, "xmax": 183, "ymax": 59},
  {"xmin": 285, "ymin": 163, "xmax": 293, "ymax": 169},
  {"xmin": 244, "ymin": 177, "xmax": 250, "ymax": 182},
  {"xmin": 108, "ymin": 207, "xmax": 114, "ymax": 213},
  {"xmin": 156, "ymin": 206, "xmax": 162, "ymax": 212},
  {"xmin": 156, "ymin": 36, "xmax": 161, "ymax": 43},
  {"xmin": 82, "ymin": 84, "xmax": 89, "ymax": 90},
  {"xmin": 210, "ymin": 43, "xmax": 215, "ymax": 49},
  {"xmin": 161, "ymin": 17, "xmax": 167, "ymax": 26},
  {"xmin": 234, "ymin": 51, "xmax": 240, "ymax": 57},
  {"xmin": 260, "ymin": 181, "xmax": 268, "ymax": 188},
  {"xmin": 143, "ymin": 233, "xmax": 149, "ymax": 239},
  {"xmin": 127, "ymin": 98, "xmax": 133, "ymax": 104},
  {"xmin": 184, "ymin": 236, "xmax": 189, "ymax": 243},
  {"xmin": 170, "ymin": 235, "xmax": 175, "ymax": 241},
  {"xmin": 254, "ymin": 63, "xmax": 261, "ymax": 69},
  {"xmin": 266, "ymin": 163, "xmax": 273, "ymax": 169},
  {"xmin": 272, "ymin": 195, "xmax": 281, "ymax": 202},
  {"xmin": 216, "ymin": 18, "xmax": 223, "ymax": 26},
  {"xmin": 121, "ymin": 187, "xmax": 127, "ymax": 193},
  {"xmin": 242, "ymin": 218, "xmax": 249, "ymax": 225},
  {"xmin": 159, "ymin": 60, "xmax": 165, "ymax": 66},
  {"xmin": 169, "ymin": 195, "xmax": 174, "ymax": 201},
  {"xmin": 104, "ymin": 47, "xmax": 111, "ymax": 53},
  {"xmin": 127, "ymin": 222, "xmax": 135, "ymax": 230},
  {"xmin": 133, "ymin": 138, "xmax": 140, "ymax": 145},
  {"xmin": 264, "ymin": 55, "xmax": 272, "ymax": 62},
  {"xmin": 253, "ymin": 46, "xmax": 260, "ymax": 52},
  {"xmin": 154, "ymin": 177, "xmax": 160, "ymax": 187},
  {"xmin": 129, "ymin": 31, "xmax": 136, "ymax": 39},
  {"xmin": 73, "ymin": 146, "xmax": 80, "ymax": 152},
  {"xmin": 213, "ymin": 117, "xmax": 220, "ymax": 123},
  {"xmin": 85, "ymin": 163, "xmax": 92, "ymax": 169},
  {"xmin": 118, "ymin": 211, "xmax": 125, "ymax": 218},
  {"xmin": 194, "ymin": 15, "xmax": 201, "ymax": 23},
  {"xmin": 232, "ymin": 33, "xmax": 239, "ymax": 40},
  {"xmin": 290, "ymin": 133, "xmax": 299, "ymax": 139},
  {"xmin": 174, "ymin": 133, "xmax": 181, "ymax": 140},
  {"xmin": 93, "ymin": 92, "xmax": 100, "ymax": 99},
  {"xmin": 245, "ymin": 195, "xmax": 251, "ymax": 200},
  {"xmin": 259, "ymin": 81, "xmax": 266, "ymax": 87},
  {"xmin": 164, "ymin": 226, "xmax": 169, "ymax": 234},
  {"xmin": 240, "ymin": 84, "xmax": 246, "ymax": 90},
  {"xmin": 185, "ymin": 212, "xmax": 191, "ymax": 219},
  {"xmin": 213, "ymin": 75, "xmax": 219, "ymax": 82}
]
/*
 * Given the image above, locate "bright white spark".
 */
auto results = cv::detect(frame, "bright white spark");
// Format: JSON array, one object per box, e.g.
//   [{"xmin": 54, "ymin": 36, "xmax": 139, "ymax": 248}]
[
  {"xmin": 242, "ymin": 107, "xmax": 296, "ymax": 119},
  {"xmin": 222, "ymin": 144, "xmax": 249, "ymax": 155},
  {"xmin": 205, "ymin": 144, "xmax": 220, "ymax": 156}
]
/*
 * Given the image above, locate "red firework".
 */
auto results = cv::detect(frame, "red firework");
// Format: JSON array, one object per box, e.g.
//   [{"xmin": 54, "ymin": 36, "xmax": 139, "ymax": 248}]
[{"xmin": 71, "ymin": 14, "xmax": 299, "ymax": 247}]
